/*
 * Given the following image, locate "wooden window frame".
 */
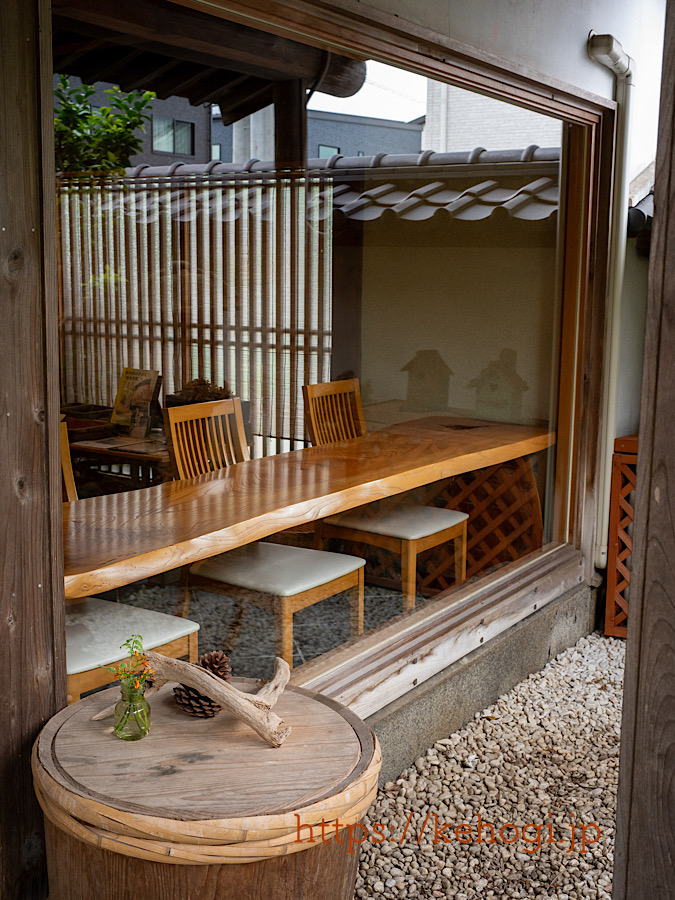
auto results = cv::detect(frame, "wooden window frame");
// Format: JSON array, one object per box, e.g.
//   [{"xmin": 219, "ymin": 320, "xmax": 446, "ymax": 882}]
[{"xmin": 169, "ymin": 0, "xmax": 615, "ymax": 714}]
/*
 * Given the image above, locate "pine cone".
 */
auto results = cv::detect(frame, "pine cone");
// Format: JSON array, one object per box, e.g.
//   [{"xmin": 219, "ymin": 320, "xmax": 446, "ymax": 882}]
[{"xmin": 173, "ymin": 650, "xmax": 232, "ymax": 718}]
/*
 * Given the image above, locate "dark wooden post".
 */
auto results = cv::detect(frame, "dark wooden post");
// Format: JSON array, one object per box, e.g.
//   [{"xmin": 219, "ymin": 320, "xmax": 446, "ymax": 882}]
[
  {"xmin": 331, "ymin": 223, "xmax": 363, "ymax": 381},
  {"xmin": 613, "ymin": 2, "xmax": 675, "ymax": 895},
  {"xmin": 0, "ymin": 1, "xmax": 66, "ymax": 897},
  {"xmin": 274, "ymin": 79, "xmax": 307, "ymax": 170}
]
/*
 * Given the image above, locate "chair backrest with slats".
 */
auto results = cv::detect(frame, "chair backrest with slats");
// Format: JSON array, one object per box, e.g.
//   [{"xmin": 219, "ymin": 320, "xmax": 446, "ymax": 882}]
[
  {"xmin": 164, "ymin": 399, "xmax": 250, "ymax": 479},
  {"xmin": 60, "ymin": 421, "xmax": 79, "ymax": 502},
  {"xmin": 302, "ymin": 378, "xmax": 368, "ymax": 447}
]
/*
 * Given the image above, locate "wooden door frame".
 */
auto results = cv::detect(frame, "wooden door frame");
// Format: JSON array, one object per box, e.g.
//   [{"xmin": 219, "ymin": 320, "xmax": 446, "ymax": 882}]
[
  {"xmin": 0, "ymin": 1, "xmax": 64, "ymax": 897},
  {"xmin": 613, "ymin": 0, "xmax": 674, "ymax": 893},
  {"xmin": 0, "ymin": 2, "xmax": 623, "ymax": 894}
]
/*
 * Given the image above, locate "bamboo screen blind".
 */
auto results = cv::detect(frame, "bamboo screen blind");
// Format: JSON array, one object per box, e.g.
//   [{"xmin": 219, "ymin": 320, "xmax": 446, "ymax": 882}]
[{"xmin": 57, "ymin": 172, "xmax": 333, "ymax": 455}]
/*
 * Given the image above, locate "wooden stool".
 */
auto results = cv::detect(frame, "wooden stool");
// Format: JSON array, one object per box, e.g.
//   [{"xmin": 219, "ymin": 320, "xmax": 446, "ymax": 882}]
[{"xmin": 33, "ymin": 681, "xmax": 381, "ymax": 900}]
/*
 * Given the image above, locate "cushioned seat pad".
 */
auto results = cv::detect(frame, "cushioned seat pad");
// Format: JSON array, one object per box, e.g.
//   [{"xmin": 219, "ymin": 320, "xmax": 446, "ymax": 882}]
[
  {"xmin": 325, "ymin": 505, "xmax": 468, "ymax": 540},
  {"xmin": 191, "ymin": 541, "xmax": 365, "ymax": 597},
  {"xmin": 66, "ymin": 597, "xmax": 199, "ymax": 675}
]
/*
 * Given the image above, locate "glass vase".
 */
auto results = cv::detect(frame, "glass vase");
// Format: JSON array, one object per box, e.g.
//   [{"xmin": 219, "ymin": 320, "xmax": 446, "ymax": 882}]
[{"xmin": 113, "ymin": 684, "xmax": 151, "ymax": 741}]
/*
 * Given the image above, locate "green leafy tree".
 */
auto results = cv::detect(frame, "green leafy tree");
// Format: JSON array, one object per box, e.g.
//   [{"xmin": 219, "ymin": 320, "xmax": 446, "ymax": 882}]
[{"xmin": 54, "ymin": 75, "xmax": 155, "ymax": 173}]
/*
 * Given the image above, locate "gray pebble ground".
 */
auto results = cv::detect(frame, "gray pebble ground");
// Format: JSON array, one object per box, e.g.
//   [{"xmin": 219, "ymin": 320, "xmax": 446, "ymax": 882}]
[{"xmin": 354, "ymin": 632, "xmax": 624, "ymax": 900}]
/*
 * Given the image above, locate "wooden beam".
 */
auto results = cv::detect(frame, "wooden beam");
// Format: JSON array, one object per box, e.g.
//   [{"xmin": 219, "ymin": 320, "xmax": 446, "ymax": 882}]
[
  {"xmin": 52, "ymin": 0, "xmax": 366, "ymax": 96},
  {"xmin": 115, "ymin": 56, "xmax": 184, "ymax": 92},
  {"xmin": 613, "ymin": 2, "xmax": 675, "ymax": 895},
  {"xmin": 147, "ymin": 62, "xmax": 221, "ymax": 101},
  {"xmin": 88, "ymin": 46, "xmax": 145, "ymax": 83},
  {"xmin": 177, "ymin": 70, "xmax": 256, "ymax": 108},
  {"xmin": 216, "ymin": 80, "xmax": 274, "ymax": 126},
  {"xmin": 0, "ymin": 0, "xmax": 65, "ymax": 896},
  {"xmin": 274, "ymin": 79, "xmax": 306, "ymax": 169}
]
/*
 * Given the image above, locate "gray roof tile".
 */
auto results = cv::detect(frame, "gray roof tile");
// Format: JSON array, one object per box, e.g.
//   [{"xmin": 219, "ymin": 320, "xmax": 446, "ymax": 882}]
[{"xmin": 84, "ymin": 146, "xmax": 563, "ymax": 226}]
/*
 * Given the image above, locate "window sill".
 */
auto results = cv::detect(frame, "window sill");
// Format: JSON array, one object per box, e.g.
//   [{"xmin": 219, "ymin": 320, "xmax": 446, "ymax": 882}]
[{"xmin": 291, "ymin": 543, "xmax": 585, "ymax": 718}]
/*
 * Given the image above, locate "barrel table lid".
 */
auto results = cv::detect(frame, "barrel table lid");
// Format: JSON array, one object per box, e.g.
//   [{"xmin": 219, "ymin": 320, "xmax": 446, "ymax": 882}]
[{"xmin": 32, "ymin": 680, "xmax": 381, "ymax": 865}]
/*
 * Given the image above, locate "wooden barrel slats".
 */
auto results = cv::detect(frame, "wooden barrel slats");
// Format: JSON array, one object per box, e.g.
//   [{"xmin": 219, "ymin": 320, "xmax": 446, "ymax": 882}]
[{"xmin": 33, "ymin": 680, "xmax": 381, "ymax": 866}]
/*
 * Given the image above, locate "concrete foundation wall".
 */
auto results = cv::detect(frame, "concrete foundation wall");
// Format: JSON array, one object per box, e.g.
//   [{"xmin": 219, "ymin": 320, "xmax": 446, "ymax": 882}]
[{"xmin": 367, "ymin": 584, "xmax": 600, "ymax": 783}]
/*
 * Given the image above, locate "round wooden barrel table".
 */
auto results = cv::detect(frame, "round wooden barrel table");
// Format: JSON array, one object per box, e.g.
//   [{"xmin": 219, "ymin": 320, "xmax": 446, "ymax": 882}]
[{"xmin": 32, "ymin": 680, "xmax": 381, "ymax": 900}]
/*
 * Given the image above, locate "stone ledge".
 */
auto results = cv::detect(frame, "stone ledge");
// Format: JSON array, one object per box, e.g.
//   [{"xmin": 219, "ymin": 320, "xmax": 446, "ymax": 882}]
[{"xmin": 367, "ymin": 583, "xmax": 600, "ymax": 783}]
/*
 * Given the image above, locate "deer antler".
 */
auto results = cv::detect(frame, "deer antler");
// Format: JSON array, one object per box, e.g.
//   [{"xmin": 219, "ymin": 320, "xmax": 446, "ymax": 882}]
[{"xmin": 92, "ymin": 654, "xmax": 292, "ymax": 748}]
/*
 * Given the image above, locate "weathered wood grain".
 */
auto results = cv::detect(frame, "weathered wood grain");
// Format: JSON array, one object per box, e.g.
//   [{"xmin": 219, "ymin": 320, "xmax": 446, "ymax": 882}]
[
  {"xmin": 38, "ymin": 682, "xmax": 364, "ymax": 820},
  {"xmin": 64, "ymin": 419, "xmax": 554, "ymax": 598},
  {"xmin": 0, "ymin": 1, "xmax": 64, "ymax": 897},
  {"xmin": 614, "ymin": 3, "xmax": 675, "ymax": 895},
  {"xmin": 43, "ymin": 816, "xmax": 362, "ymax": 899},
  {"xmin": 33, "ymin": 681, "xmax": 380, "ymax": 897}
]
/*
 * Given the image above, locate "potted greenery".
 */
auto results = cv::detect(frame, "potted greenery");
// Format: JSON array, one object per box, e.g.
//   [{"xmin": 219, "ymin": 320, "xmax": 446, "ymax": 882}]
[
  {"xmin": 107, "ymin": 635, "xmax": 154, "ymax": 741},
  {"xmin": 54, "ymin": 75, "xmax": 155, "ymax": 174}
]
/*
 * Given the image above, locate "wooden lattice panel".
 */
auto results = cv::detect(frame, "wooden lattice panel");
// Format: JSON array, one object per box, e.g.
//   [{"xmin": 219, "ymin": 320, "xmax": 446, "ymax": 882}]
[
  {"xmin": 605, "ymin": 440, "xmax": 638, "ymax": 638},
  {"xmin": 330, "ymin": 456, "xmax": 544, "ymax": 595}
]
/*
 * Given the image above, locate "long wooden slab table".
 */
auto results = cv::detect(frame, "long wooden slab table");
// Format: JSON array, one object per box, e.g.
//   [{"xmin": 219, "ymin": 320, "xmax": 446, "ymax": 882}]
[{"xmin": 63, "ymin": 418, "xmax": 555, "ymax": 600}]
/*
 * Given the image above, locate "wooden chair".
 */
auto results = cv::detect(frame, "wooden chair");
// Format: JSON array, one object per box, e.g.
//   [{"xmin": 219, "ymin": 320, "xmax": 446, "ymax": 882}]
[
  {"xmin": 303, "ymin": 379, "xmax": 468, "ymax": 611},
  {"xmin": 60, "ymin": 422, "xmax": 199, "ymax": 703},
  {"xmin": 163, "ymin": 399, "xmax": 249, "ymax": 478},
  {"xmin": 164, "ymin": 398, "xmax": 365, "ymax": 668},
  {"xmin": 60, "ymin": 420, "xmax": 78, "ymax": 502},
  {"xmin": 303, "ymin": 378, "xmax": 367, "ymax": 445}
]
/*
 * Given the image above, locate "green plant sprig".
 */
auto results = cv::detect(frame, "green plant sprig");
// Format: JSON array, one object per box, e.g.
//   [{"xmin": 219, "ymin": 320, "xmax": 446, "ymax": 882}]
[{"xmin": 106, "ymin": 634, "xmax": 155, "ymax": 690}]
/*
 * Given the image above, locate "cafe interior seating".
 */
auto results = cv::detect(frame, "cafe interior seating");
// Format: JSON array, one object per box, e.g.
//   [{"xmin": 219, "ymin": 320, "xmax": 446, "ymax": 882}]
[
  {"xmin": 61, "ymin": 422, "xmax": 200, "ymax": 703},
  {"xmin": 303, "ymin": 378, "xmax": 469, "ymax": 610},
  {"xmin": 164, "ymin": 398, "xmax": 366, "ymax": 667}
]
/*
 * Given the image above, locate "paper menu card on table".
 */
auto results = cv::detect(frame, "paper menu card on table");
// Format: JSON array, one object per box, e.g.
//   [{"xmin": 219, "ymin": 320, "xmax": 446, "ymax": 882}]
[{"xmin": 111, "ymin": 368, "xmax": 160, "ymax": 437}]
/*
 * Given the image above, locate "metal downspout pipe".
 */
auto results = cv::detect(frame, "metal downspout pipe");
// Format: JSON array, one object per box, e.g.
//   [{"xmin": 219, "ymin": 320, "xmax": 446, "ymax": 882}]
[{"xmin": 587, "ymin": 33, "xmax": 634, "ymax": 570}]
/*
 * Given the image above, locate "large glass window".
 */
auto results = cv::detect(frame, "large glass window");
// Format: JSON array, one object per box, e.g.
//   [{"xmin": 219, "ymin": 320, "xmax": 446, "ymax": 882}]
[{"xmin": 59, "ymin": 53, "xmax": 577, "ymax": 686}]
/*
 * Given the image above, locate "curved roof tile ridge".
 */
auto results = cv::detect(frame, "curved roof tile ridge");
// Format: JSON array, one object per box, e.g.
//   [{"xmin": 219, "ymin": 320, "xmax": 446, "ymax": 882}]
[
  {"xmin": 416, "ymin": 150, "xmax": 435, "ymax": 166},
  {"xmin": 125, "ymin": 145, "xmax": 561, "ymax": 177}
]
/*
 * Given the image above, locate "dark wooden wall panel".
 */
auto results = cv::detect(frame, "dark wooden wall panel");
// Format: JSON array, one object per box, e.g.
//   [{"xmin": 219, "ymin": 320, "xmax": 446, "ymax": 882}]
[
  {"xmin": 0, "ymin": 1, "xmax": 65, "ymax": 897},
  {"xmin": 614, "ymin": 1, "xmax": 675, "ymax": 895}
]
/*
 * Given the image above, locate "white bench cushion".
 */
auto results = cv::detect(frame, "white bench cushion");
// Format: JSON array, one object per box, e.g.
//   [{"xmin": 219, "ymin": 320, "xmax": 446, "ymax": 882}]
[
  {"xmin": 66, "ymin": 597, "xmax": 199, "ymax": 675},
  {"xmin": 325, "ymin": 505, "xmax": 468, "ymax": 541},
  {"xmin": 190, "ymin": 541, "xmax": 365, "ymax": 597}
]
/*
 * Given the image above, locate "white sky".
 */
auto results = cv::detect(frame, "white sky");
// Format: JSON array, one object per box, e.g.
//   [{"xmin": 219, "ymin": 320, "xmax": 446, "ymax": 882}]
[{"xmin": 307, "ymin": 61, "xmax": 427, "ymax": 123}]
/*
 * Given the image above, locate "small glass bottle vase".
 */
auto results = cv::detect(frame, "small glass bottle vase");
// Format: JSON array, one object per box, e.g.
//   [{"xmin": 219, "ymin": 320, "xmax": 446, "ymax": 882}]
[{"xmin": 114, "ymin": 684, "xmax": 151, "ymax": 741}]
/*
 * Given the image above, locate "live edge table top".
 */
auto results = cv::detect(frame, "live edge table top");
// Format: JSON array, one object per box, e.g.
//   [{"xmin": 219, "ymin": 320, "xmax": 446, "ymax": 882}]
[{"xmin": 63, "ymin": 418, "xmax": 555, "ymax": 600}]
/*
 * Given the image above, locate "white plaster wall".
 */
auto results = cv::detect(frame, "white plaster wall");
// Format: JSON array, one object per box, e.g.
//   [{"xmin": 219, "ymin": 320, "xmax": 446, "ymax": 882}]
[
  {"xmin": 423, "ymin": 83, "xmax": 562, "ymax": 153},
  {"xmin": 360, "ymin": 244, "xmax": 558, "ymax": 424},
  {"xmin": 362, "ymin": 0, "xmax": 665, "ymax": 180}
]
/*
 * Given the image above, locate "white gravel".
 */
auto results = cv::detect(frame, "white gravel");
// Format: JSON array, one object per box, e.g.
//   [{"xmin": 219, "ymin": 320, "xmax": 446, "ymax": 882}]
[{"xmin": 355, "ymin": 632, "xmax": 624, "ymax": 900}]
